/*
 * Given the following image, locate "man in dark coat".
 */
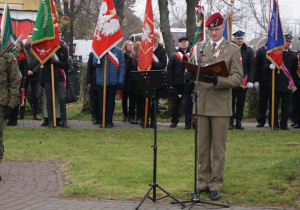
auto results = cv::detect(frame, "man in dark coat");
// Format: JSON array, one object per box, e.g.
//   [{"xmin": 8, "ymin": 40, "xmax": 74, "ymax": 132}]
[
  {"xmin": 18, "ymin": 32, "xmax": 42, "ymax": 120},
  {"xmin": 229, "ymin": 30, "xmax": 255, "ymax": 130},
  {"xmin": 255, "ymin": 45, "xmax": 270, "ymax": 127},
  {"xmin": 167, "ymin": 37, "xmax": 191, "ymax": 129},
  {"xmin": 267, "ymin": 34, "xmax": 298, "ymax": 130}
]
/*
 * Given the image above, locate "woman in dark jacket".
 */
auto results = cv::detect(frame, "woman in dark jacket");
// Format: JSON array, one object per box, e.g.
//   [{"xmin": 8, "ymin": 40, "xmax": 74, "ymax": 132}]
[
  {"xmin": 121, "ymin": 40, "xmax": 133, "ymax": 122},
  {"xmin": 8, "ymin": 41, "xmax": 28, "ymax": 126}
]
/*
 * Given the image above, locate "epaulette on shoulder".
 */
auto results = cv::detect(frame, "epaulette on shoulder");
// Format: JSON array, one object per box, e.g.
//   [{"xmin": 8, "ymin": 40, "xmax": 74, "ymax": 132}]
[{"xmin": 227, "ymin": 42, "xmax": 239, "ymax": 48}]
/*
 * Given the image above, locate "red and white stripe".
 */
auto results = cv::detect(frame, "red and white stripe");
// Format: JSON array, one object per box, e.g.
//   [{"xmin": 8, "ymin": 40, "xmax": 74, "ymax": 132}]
[{"xmin": 107, "ymin": 51, "xmax": 119, "ymax": 70}]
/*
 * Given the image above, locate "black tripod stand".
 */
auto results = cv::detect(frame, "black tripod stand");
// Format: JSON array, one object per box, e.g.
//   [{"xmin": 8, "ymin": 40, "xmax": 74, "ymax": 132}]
[
  {"xmin": 132, "ymin": 70, "xmax": 185, "ymax": 210},
  {"xmin": 172, "ymin": 42, "xmax": 230, "ymax": 209}
]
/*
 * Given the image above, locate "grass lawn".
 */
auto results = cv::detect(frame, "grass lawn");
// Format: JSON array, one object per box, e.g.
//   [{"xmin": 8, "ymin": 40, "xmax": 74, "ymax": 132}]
[{"xmin": 3, "ymin": 127, "xmax": 300, "ymax": 207}]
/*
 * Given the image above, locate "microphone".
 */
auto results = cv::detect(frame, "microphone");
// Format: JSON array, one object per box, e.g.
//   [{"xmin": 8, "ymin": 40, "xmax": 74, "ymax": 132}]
[{"xmin": 199, "ymin": 41, "xmax": 206, "ymax": 54}]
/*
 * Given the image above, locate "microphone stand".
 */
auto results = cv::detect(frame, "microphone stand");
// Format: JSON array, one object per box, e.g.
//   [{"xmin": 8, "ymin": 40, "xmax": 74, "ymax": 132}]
[{"xmin": 172, "ymin": 42, "xmax": 230, "ymax": 209}]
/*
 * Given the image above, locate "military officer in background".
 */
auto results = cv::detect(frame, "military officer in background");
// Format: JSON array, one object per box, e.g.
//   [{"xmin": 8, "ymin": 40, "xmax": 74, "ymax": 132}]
[
  {"xmin": 0, "ymin": 36, "xmax": 20, "ymax": 179},
  {"xmin": 291, "ymin": 37, "xmax": 300, "ymax": 128},
  {"xmin": 268, "ymin": 34, "xmax": 298, "ymax": 130},
  {"xmin": 229, "ymin": 30, "xmax": 255, "ymax": 130},
  {"xmin": 255, "ymin": 44, "xmax": 270, "ymax": 127},
  {"xmin": 190, "ymin": 13, "xmax": 242, "ymax": 200}
]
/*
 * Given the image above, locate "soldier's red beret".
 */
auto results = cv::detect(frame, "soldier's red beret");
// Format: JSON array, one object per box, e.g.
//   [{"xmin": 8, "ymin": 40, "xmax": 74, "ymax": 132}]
[{"xmin": 205, "ymin": 12, "xmax": 224, "ymax": 28}]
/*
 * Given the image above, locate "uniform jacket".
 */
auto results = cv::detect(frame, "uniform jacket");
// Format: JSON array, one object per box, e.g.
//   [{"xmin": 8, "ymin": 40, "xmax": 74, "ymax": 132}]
[
  {"xmin": 151, "ymin": 44, "xmax": 167, "ymax": 70},
  {"xmin": 0, "ymin": 43, "xmax": 20, "ymax": 108},
  {"xmin": 17, "ymin": 52, "xmax": 28, "ymax": 89},
  {"xmin": 167, "ymin": 47, "xmax": 193, "ymax": 93},
  {"xmin": 234, "ymin": 42, "xmax": 255, "ymax": 89},
  {"xmin": 93, "ymin": 47, "xmax": 125, "ymax": 86},
  {"xmin": 25, "ymin": 44, "xmax": 41, "ymax": 82},
  {"xmin": 265, "ymin": 49, "xmax": 298, "ymax": 92},
  {"xmin": 191, "ymin": 39, "xmax": 243, "ymax": 116},
  {"xmin": 40, "ymin": 44, "xmax": 69, "ymax": 84},
  {"xmin": 255, "ymin": 46, "xmax": 269, "ymax": 86}
]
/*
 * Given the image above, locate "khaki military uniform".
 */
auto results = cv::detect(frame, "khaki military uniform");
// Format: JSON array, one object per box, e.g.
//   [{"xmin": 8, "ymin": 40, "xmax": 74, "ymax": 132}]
[
  {"xmin": 191, "ymin": 39, "xmax": 242, "ymax": 191},
  {"xmin": 0, "ymin": 43, "xmax": 20, "ymax": 160}
]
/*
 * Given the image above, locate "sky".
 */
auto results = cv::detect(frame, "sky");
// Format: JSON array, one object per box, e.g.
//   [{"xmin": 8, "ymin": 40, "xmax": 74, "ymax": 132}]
[{"xmin": 132, "ymin": 0, "xmax": 300, "ymax": 40}]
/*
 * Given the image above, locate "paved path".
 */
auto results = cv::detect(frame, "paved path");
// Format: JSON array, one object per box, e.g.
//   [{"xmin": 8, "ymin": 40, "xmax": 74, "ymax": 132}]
[
  {"xmin": 0, "ymin": 120, "xmax": 298, "ymax": 209},
  {"xmin": 14, "ymin": 119, "xmax": 300, "ymax": 130}
]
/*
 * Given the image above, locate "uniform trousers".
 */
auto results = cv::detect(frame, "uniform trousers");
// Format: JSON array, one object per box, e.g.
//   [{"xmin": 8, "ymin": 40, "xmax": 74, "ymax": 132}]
[
  {"xmin": 231, "ymin": 88, "xmax": 247, "ymax": 121},
  {"xmin": 269, "ymin": 91, "xmax": 290, "ymax": 128},
  {"xmin": 44, "ymin": 82, "xmax": 67, "ymax": 121},
  {"xmin": 43, "ymin": 89, "xmax": 60, "ymax": 118},
  {"xmin": 197, "ymin": 115, "xmax": 229, "ymax": 191},
  {"xmin": 257, "ymin": 85, "xmax": 270, "ymax": 125},
  {"xmin": 184, "ymin": 92, "xmax": 193, "ymax": 127},
  {"xmin": 0, "ymin": 106, "xmax": 6, "ymax": 160},
  {"xmin": 89, "ymin": 88, "xmax": 99, "ymax": 120},
  {"xmin": 291, "ymin": 90, "xmax": 298, "ymax": 123},
  {"xmin": 98, "ymin": 86, "xmax": 117, "ymax": 126},
  {"xmin": 170, "ymin": 85, "xmax": 184, "ymax": 125},
  {"xmin": 294, "ymin": 90, "xmax": 300, "ymax": 125}
]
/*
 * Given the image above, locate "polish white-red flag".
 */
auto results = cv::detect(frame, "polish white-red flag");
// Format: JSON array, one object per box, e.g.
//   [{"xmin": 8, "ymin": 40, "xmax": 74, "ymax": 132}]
[
  {"xmin": 138, "ymin": 0, "xmax": 154, "ymax": 71},
  {"xmin": 92, "ymin": 0, "xmax": 123, "ymax": 61}
]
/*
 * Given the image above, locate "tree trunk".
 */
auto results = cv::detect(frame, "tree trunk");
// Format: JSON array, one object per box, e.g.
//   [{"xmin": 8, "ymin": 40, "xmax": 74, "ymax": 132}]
[
  {"xmin": 158, "ymin": 0, "xmax": 175, "ymax": 58},
  {"xmin": 186, "ymin": 0, "xmax": 198, "ymax": 46},
  {"xmin": 113, "ymin": 0, "xmax": 126, "ymax": 25}
]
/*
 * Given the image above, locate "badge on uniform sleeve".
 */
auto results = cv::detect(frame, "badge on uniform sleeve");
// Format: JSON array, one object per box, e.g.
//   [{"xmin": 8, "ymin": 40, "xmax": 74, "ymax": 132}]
[{"xmin": 239, "ymin": 55, "xmax": 242, "ymax": 62}]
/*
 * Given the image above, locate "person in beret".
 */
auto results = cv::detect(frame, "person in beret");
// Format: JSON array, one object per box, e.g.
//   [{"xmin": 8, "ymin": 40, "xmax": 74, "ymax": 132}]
[
  {"xmin": 189, "ymin": 12, "xmax": 243, "ymax": 200},
  {"xmin": 229, "ymin": 30, "xmax": 255, "ymax": 130},
  {"xmin": 167, "ymin": 37, "xmax": 193, "ymax": 129}
]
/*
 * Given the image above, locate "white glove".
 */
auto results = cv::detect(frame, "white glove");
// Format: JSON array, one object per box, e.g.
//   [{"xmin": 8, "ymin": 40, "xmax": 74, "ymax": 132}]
[
  {"xmin": 292, "ymin": 87, "xmax": 297, "ymax": 93},
  {"xmin": 247, "ymin": 82, "xmax": 254, "ymax": 89},
  {"xmin": 269, "ymin": 63, "xmax": 275, "ymax": 69},
  {"xmin": 254, "ymin": 82, "xmax": 259, "ymax": 90}
]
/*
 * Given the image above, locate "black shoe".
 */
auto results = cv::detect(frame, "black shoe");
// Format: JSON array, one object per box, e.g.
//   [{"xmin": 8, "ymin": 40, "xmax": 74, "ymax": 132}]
[
  {"xmin": 280, "ymin": 126, "xmax": 289, "ymax": 130},
  {"xmin": 56, "ymin": 118, "xmax": 62, "ymax": 126},
  {"xmin": 62, "ymin": 120, "xmax": 70, "ymax": 128},
  {"xmin": 185, "ymin": 125, "xmax": 191, "ymax": 130},
  {"xmin": 294, "ymin": 124, "xmax": 300, "ymax": 128},
  {"xmin": 130, "ymin": 117, "xmax": 135, "ymax": 124},
  {"xmin": 48, "ymin": 120, "xmax": 54, "ymax": 128},
  {"xmin": 41, "ymin": 118, "xmax": 49, "ymax": 126},
  {"xmin": 256, "ymin": 122, "xmax": 265, "ymax": 127},
  {"xmin": 235, "ymin": 121, "xmax": 244, "ymax": 130},
  {"xmin": 7, "ymin": 121, "xmax": 17, "ymax": 126},
  {"xmin": 170, "ymin": 123, "xmax": 177, "ymax": 128},
  {"xmin": 210, "ymin": 190, "xmax": 221, "ymax": 200},
  {"xmin": 228, "ymin": 124, "xmax": 234, "ymax": 130},
  {"xmin": 106, "ymin": 123, "xmax": 113, "ymax": 128}
]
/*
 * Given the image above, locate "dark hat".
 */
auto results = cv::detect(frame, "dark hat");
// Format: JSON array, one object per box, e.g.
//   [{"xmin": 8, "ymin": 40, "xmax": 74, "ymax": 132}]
[
  {"xmin": 205, "ymin": 12, "xmax": 223, "ymax": 28},
  {"xmin": 233, "ymin": 30, "xmax": 245, "ymax": 38},
  {"xmin": 284, "ymin": 34, "xmax": 293, "ymax": 41},
  {"xmin": 178, "ymin": 37, "xmax": 188, "ymax": 42}
]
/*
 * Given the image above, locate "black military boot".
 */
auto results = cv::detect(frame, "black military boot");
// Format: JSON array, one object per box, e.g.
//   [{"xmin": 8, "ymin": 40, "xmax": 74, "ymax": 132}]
[
  {"xmin": 56, "ymin": 118, "xmax": 62, "ymax": 126},
  {"xmin": 235, "ymin": 120, "xmax": 244, "ymax": 130},
  {"xmin": 228, "ymin": 119, "xmax": 234, "ymax": 130},
  {"xmin": 48, "ymin": 119, "xmax": 54, "ymax": 128},
  {"xmin": 41, "ymin": 118, "xmax": 49, "ymax": 126},
  {"xmin": 62, "ymin": 120, "xmax": 70, "ymax": 128}
]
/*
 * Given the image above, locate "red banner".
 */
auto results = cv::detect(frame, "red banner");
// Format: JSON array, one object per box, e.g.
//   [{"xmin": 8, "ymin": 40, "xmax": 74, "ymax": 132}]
[
  {"xmin": 92, "ymin": 0, "xmax": 123, "ymax": 60},
  {"xmin": 138, "ymin": 0, "xmax": 154, "ymax": 71}
]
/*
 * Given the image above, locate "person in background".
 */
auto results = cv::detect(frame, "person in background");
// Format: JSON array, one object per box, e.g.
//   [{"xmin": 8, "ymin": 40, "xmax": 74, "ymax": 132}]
[
  {"xmin": 93, "ymin": 46, "xmax": 125, "ymax": 128},
  {"xmin": 229, "ymin": 30, "xmax": 255, "ymax": 130},
  {"xmin": 190, "ymin": 12, "xmax": 243, "ymax": 200},
  {"xmin": 267, "ymin": 33, "xmax": 298, "ymax": 130},
  {"xmin": 167, "ymin": 37, "xmax": 191, "ymax": 129},
  {"xmin": 87, "ymin": 52, "xmax": 99, "ymax": 124},
  {"xmin": 121, "ymin": 40, "xmax": 134, "ymax": 123},
  {"xmin": 292, "ymin": 37, "xmax": 300, "ymax": 128},
  {"xmin": 7, "ymin": 41, "xmax": 29, "ymax": 126},
  {"xmin": 18, "ymin": 32, "xmax": 42, "ymax": 121},
  {"xmin": 255, "ymin": 44, "xmax": 270, "ymax": 127}
]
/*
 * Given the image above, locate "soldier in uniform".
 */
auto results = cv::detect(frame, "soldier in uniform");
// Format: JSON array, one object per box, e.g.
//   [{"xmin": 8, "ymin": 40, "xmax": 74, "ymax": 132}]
[
  {"xmin": 267, "ymin": 34, "xmax": 298, "ymax": 130},
  {"xmin": 255, "ymin": 44, "xmax": 270, "ymax": 127},
  {"xmin": 229, "ymin": 31, "xmax": 255, "ymax": 130},
  {"xmin": 190, "ymin": 13, "xmax": 243, "ymax": 200},
  {"xmin": 0, "ymin": 36, "xmax": 20, "ymax": 179}
]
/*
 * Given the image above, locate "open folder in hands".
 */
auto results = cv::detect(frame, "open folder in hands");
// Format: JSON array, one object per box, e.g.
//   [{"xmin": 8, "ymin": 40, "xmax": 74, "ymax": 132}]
[{"xmin": 184, "ymin": 61, "xmax": 229, "ymax": 83}]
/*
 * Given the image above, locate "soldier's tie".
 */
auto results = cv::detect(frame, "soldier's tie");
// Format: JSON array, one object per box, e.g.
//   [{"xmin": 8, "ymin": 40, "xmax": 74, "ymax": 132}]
[{"xmin": 212, "ymin": 43, "xmax": 216, "ymax": 53}]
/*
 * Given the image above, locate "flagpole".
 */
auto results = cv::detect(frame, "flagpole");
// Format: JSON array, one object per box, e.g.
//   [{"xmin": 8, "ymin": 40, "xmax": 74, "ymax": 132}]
[
  {"xmin": 144, "ymin": 98, "xmax": 148, "ymax": 126},
  {"xmin": 102, "ymin": 57, "xmax": 107, "ymax": 128},
  {"xmin": 229, "ymin": 0, "xmax": 234, "ymax": 42},
  {"xmin": 271, "ymin": 69, "xmax": 275, "ymax": 129},
  {"xmin": 51, "ymin": 64, "xmax": 56, "ymax": 127}
]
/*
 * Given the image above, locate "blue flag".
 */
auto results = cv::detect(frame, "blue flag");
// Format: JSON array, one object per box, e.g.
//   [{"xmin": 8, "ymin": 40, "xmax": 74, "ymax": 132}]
[{"xmin": 266, "ymin": 0, "xmax": 285, "ymax": 69}]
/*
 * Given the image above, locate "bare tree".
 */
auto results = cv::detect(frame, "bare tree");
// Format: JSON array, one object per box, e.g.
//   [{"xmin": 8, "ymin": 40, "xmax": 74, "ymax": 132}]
[{"xmin": 158, "ymin": 0, "xmax": 175, "ymax": 57}]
